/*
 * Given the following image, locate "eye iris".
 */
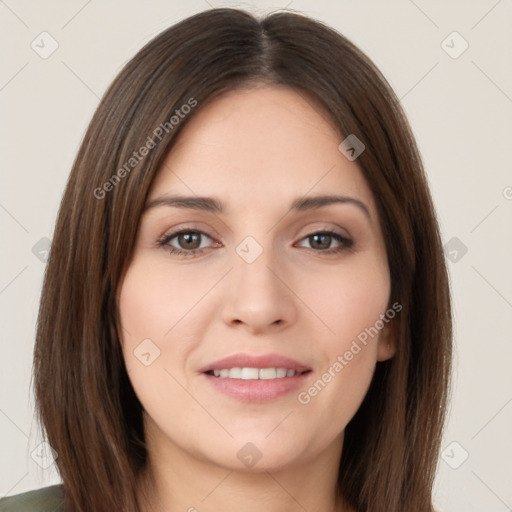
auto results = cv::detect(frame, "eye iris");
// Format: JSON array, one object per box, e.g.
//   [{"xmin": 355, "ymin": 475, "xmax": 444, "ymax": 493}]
[
  {"xmin": 311, "ymin": 234, "xmax": 331, "ymax": 250},
  {"xmin": 179, "ymin": 232, "xmax": 201, "ymax": 249},
  {"xmin": 171, "ymin": 232, "xmax": 340, "ymax": 252}
]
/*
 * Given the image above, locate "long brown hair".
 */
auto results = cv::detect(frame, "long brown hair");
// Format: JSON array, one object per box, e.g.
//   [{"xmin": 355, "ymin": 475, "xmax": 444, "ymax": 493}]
[{"xmin": 33, "ymin": 7, "xmax": 452, "ymax": 512}]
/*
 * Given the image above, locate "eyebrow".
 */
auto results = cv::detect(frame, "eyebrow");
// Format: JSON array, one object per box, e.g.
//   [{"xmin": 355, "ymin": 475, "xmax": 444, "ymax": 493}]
[{"xmin": 144, "ymin": 194, "xmax": 371, "ymax": 220}]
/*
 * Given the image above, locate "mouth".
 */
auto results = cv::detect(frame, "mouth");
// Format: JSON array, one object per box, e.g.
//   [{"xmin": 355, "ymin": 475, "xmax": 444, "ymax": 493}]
[
  {"xmin": 205, "ymin": 367, "xmax": 310, "ymax": 379},
  {"xmin": 200, "ymin": 353, "xmax": 312, "ymax": 402}
]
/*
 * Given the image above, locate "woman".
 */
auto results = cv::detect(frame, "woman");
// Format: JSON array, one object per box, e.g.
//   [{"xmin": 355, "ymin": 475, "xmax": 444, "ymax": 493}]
[{"xmin": 1, "ymin": 7, "xmax": 451, "ymax": 512}]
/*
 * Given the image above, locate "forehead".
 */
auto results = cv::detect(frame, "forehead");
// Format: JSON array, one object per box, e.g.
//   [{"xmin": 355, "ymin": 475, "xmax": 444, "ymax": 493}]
[{"xmin": 148, "ymin": 85, "xmax": 375, "ymax": 214}]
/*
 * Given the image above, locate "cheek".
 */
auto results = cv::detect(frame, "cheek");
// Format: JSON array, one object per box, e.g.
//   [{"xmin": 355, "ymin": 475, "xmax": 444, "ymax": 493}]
[
  {"xmin": 293, "ymin": 256, "xmax": 390, "ymax": 428},
  {"xmin": 303, "ymin": 256, "xmax": 391, "ymax": 355},
  {"xmin": 117, "ymin": 256, "xmax": 223, "ymax": 404},
  {"xmin": 117, "ymin": 259, "xmax": 192, "ymax": 388},
  {"xmin": 118, "ymin": 256, "xmax": 215, "ymax": 342}
]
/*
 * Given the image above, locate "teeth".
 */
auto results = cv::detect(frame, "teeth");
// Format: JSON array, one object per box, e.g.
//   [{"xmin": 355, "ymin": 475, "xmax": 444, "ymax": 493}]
[
  {"xmin": 259, "ymin": 368, "xmax": 277, "ymax": 380},
  {"xmin": 210, "ymin": 367, "xmax": 301, "ymax": 379},
  {"xmin": 241, "ymin": 367, "xmax": 259, "ymax": 379}
]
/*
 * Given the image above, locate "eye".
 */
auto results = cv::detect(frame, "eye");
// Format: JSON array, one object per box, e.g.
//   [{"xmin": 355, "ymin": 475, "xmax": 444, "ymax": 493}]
[
  {"xmin": 157, "ymin": 228, "xmax": 353, "ymax": 258},
  {"xmin": 157, "ymin": 229, "xmax": 219, "ymax": 258},
  {"xmin": 296, "ymin": 231, "xmax": 353, "ymax": 255}
]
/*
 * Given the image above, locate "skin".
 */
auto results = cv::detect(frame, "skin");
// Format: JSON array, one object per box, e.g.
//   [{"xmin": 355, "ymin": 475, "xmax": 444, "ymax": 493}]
[{"xmin": 118, "ymin": 84, "xmax": 396, "ymax": 512}]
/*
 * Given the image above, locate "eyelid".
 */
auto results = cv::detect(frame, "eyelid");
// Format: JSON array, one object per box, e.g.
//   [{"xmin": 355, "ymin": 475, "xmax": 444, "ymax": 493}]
[
  {"xmin": 293, "ymin": 222, "xmax": 352, "ymax": 240},
  {"xmin": 156, "ymin": 220, "xmax": 220, "ymax": 241},
  {"xmin": 156, "ymin": 222, "xmax": 350, "ymax": 244}
]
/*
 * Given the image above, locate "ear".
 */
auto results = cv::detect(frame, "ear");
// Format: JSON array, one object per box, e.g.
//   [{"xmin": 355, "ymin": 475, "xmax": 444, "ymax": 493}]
[{"xmin": 376, "ymin": 316, "xmax": 397, "ymax": 362}]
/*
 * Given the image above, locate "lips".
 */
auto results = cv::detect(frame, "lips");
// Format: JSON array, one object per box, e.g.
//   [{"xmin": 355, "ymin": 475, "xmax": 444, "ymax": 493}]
[
  {"xmin": 199, "ymin": 353, "xmax": 312, "ymax": 402},
  {"xmin": 199, "ymin": 353, "xmax": 311, "ymax": 374}
]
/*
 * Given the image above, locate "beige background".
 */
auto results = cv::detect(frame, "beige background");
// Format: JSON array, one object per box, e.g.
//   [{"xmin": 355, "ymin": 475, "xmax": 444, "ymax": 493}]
[{"xmin": 1, "ymin": 1, "xmax": 511, "ymax": 510}]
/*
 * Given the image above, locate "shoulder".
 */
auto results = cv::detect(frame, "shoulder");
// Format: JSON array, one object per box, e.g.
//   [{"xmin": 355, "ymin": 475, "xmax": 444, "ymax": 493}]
[{"xmin": 0, "ymin": 485, "xmax": 65, "ymax": 512}]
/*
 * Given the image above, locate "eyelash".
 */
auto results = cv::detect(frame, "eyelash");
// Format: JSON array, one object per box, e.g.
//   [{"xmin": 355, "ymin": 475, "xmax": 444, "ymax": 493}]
[{"xmin": 156, "ymin": 228, "xmax": 354, "ymax": 258}]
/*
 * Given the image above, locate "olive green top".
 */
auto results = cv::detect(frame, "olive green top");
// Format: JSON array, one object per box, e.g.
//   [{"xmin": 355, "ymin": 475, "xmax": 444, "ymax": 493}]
[{"xmin": 0, "ymin": 485, "xmax": 64, "ymax": 512}]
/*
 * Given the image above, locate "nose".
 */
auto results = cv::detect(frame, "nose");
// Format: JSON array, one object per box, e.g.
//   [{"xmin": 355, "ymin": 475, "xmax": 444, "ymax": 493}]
[{"xmin": 221, "ymin": 244, "xmax": 297, "ymax": 334}]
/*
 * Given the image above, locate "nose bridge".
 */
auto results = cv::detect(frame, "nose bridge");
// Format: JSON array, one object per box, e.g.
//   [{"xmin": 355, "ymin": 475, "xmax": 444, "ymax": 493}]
[
  {"xmin": 233, "ymin": 234, "xmax": 282, "ymax": 301},
  {"xmin": 221, "ymin": 233, "xmax": 296, "ymax": 331}
]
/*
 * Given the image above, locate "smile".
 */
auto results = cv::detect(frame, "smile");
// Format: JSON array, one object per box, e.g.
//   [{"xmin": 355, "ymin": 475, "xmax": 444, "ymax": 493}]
[{"xmin": 206, "ymin": 367, "xmax": 308, "ymax": 379}]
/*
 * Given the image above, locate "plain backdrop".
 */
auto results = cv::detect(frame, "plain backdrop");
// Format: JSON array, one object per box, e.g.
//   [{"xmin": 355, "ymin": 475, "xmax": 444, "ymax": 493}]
[{"xmin": 1, "ymin": 1, "xmax": 511, "ymax": 510}]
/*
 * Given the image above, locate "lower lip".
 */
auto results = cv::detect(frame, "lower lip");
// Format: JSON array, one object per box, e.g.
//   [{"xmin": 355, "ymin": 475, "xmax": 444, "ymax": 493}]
[{"xmin": 202, "ymin": 372, "xmax": 310, "ymax": 402}]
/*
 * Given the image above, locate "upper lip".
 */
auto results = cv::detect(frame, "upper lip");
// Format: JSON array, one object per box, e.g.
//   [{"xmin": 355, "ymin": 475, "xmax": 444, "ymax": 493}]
[{"xmin": 199, "ymin": 353, "xmax": 312, "ymax": 373}]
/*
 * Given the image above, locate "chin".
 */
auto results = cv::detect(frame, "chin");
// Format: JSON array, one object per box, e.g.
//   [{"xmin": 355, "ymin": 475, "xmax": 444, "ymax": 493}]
[{"xmin": 207, "ymin": 433, "xmax": 313, "ymax": 473}]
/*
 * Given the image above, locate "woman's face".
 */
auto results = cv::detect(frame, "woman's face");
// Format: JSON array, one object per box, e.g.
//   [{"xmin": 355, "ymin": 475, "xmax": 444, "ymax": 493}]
[{"xmin": 118, "ymin": 85, "xmax": 395, "ymax": 472}]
